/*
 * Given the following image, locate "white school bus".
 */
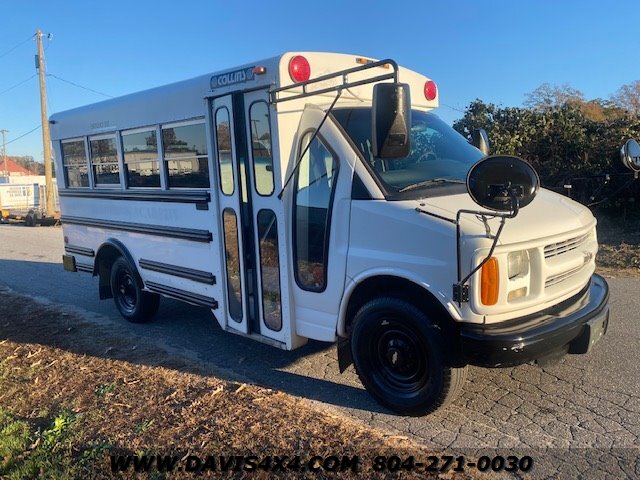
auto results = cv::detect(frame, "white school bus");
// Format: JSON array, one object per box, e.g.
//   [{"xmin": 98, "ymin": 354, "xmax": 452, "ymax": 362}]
[{"xmin": 51, "ymin": 52, "xmax": 609, "ymax": 415}]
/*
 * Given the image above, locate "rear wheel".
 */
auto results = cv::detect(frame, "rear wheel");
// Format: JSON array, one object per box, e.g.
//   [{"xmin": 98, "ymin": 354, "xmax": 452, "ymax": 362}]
[
  {"xmin": 351, "ymin": 297, "xmax": 467, "ymax": 416},
  {"xmin": 110, "ymin": 257, "xmax": 159, "ymax": 323}
]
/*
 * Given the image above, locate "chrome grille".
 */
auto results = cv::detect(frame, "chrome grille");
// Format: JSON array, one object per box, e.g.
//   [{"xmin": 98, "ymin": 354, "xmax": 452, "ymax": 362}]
[
  {"xmin": 545, "ymin": 264, "xmax": 586, "ymax": 287},
  {"xmin": 544, "ymin": 232, "xmax": 591, "ymax": 259}
]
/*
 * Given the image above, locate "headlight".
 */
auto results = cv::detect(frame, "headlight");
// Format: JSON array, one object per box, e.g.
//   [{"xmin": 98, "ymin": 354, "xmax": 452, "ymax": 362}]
[{"xmin": 507, "ymin": 250, "xmax": 529, "ymax": 279}]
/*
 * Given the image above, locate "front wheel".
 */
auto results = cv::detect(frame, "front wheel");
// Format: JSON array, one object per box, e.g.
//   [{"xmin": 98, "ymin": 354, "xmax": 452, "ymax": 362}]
[
  {"xmin": 110, "ymin": 257, "xmax": 159, "ymax": 323},
  {"xmin": 351, "ymin": 297, "xmax": 467, "ymax": 416}
]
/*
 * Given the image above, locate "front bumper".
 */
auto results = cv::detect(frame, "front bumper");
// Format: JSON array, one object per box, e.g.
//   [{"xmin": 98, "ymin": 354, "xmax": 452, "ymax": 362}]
[{"xmin": 459, "ymin": 274, "xmax": 609, "ymax": 367}]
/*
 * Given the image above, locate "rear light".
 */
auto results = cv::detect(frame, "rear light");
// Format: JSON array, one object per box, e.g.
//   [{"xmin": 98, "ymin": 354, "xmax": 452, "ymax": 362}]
[
  {"xmin": 424, "ymin": 80, "xmax": 437, "ymax": 101},
  {"xmin": 288, "ymin": 55, "xmax": 310, "ymax": 83},
  {"xmin": 481, "ymin": 257, "xmax": 499, "ymax": 305}
]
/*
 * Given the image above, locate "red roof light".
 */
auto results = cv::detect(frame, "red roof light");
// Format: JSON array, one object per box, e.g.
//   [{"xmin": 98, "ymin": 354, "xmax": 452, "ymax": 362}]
[
  {"xmin": 288, "ymin": 55, "xmax": 311, "ymax": 83},
  {"xmin": 424, "ymin": 80, "xmax": 437, "ymax": 101}
]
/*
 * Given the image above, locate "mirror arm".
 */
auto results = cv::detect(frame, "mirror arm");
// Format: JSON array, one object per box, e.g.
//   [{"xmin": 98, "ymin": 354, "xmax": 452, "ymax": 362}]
[
  {"xmin": 277, "ymin": 90, "xmax": 342, "ymax": 200},
  {"xmin": 452, "ymin": 191, "xmax": 520, "ymax": 306}
]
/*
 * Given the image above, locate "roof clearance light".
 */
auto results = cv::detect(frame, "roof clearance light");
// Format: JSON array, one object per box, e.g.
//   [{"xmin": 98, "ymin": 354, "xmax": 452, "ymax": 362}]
[
  {"xmin": 253, "ymin": 66, "xmax": 267, "ymax": 75},
  {"xmin": 288, "ymin": 55, "xmax": 311, "ymax": 83},
  {"xmin": 424, "ymin": 80, "xmax": 437, "ymax": 101}
]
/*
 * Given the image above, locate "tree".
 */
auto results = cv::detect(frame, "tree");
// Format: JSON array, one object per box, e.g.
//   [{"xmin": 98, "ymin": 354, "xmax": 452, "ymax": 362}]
[
  {"xmin": 524, "ymin": 83, "xmax": 584, "ymax": 110},
  {"xmin": 611, "ymin": 80, "xmax": 640, "ymax": 115}
]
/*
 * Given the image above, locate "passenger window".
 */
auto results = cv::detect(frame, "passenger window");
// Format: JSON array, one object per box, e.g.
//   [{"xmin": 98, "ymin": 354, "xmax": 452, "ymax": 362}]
[
  {"xmin": 223, "ymin": 209, "xmax": 243, "ymax": 322},
  {"xmin": 89, "ymin": 136, "xmax": 120, "ymax": 185},
  {"xmin": 61, "ymin": 140, "xmax": 89, "ymax": 188},
  {"xmin": 162, "ymin": 122, "xmax": 209, "ymax": 188},
  {"xmin": 215, "ymin": 108, "xmax": 234, "ymax": 195},
  {"xmin": 294, "ymin": 132, "xmax": 338, "ymax": 292},
  {"xmin": 121, "ymin": 129, "xmax": 160, "ymax": 188},
  {"xmin": 257, "ymin": 209, "xmax": 282, "ymax": 331},
  {"xmin": 249, "ymin": 102, "xmax": 274, "ymax": 196}
]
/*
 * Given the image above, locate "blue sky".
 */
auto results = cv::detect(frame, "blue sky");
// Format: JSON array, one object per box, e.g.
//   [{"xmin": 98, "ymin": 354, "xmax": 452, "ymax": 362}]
[{"xmin": 2, "ymin": 0, "xmax": 639, "ymax": 162}]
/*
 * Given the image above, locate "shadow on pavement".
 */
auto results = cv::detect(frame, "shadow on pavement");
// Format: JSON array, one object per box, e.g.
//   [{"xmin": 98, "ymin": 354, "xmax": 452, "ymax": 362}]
[{"xmin": 0, "ymin": 258, "xmax": 387, "ymax": 415}]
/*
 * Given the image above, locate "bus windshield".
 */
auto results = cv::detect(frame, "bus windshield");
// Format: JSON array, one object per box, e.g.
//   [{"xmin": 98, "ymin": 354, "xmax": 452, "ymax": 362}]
[{"xmin": 332, "ymin": 107, "xmax": 484, "ymax": 196}]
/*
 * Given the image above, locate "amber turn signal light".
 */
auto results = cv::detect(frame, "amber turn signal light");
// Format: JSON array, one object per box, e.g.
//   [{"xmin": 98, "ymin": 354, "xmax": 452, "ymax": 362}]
[{"xmin": 481, "ymin": 257, "xmax": 499, "ymax": 305}]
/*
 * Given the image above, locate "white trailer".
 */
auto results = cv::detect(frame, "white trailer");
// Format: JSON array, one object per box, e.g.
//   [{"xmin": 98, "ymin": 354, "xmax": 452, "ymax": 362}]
[
  {"xmin": 51, "ymin": 52, "xmax": 609, "ymax": 415},
  {"xmin": 0, "ymin": 182, "xmax": 59, "ymax": 225}
]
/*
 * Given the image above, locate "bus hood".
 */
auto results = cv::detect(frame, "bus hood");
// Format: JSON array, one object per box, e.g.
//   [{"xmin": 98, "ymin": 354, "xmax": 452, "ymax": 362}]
[{"xmin": 416, "ymin": 188, "xmax": 595, "ymax": 244}]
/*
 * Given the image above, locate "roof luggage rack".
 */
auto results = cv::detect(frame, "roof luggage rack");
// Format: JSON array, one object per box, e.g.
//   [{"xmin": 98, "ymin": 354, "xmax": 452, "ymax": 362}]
[{"xmin": 269, "ymin": 58, "xmax": 399, "ymax": 104}]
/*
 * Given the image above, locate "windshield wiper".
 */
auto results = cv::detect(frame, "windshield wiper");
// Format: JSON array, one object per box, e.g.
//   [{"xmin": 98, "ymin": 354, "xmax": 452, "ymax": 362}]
[{"xmin": 399, "ymin": 178, "xmax": 465, "ymax": 193}]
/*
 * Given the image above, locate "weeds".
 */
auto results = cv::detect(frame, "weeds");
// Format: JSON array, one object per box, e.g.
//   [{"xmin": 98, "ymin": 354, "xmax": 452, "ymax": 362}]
[{"xmin": 0, "ymin": 407, "xmax": 78, "ymax": 479}]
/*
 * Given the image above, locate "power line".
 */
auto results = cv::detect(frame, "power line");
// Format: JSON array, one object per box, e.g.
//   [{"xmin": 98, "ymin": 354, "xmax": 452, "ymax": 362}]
[
  {"xmin": 47, "ymin": 73, "xmax": 113, "ymax": 98},
  {"xmin": 4, "ymin": 125, "xmax": 41, "ymax": 146},
  {"xmin": 0, "ymin": 34, "xmax": 34, "ymax": 60},
  {"xmin": 441, "ymin": 102, "xmax": 466, "ymax": 114},
  {"xmin": 0, "ymin": 74, "xmax": 36, "ymax": 97}
]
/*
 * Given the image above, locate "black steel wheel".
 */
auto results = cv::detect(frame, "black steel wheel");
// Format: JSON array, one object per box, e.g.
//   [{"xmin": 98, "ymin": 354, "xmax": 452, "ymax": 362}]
[
  {"xmin": 351, "ymin": 297, "xmax": 467, "ymax": 416},
  {"xmin": 110, "ymin": 257, "xmax": 159, "ymax": 323}
]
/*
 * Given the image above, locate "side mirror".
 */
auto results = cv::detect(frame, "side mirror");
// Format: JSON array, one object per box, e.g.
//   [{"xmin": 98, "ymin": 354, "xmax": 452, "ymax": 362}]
[
  {"xmin": 371, "ymin": 83, "xmax": 411, "ymax": 159},
  {"xmin": 471, "ymin": 128, "xmax": 490, "ymax": 156},
  {"xmin": 621, "ymin": 138, "xmax": 640, "ymax": 172},
  {"xmin": 467, "ymin": 155, "xmax": 540, "ymax": 212}
]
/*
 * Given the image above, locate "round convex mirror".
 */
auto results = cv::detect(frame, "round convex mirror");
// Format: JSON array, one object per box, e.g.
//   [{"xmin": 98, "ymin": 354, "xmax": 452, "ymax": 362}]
[
  {"xmin": 621, "ymin": 139, "xmax": 640, "ymax": 172},
  {"xmin": 467, "ymin": 155, "xmax": 540, "ymax": 212}
]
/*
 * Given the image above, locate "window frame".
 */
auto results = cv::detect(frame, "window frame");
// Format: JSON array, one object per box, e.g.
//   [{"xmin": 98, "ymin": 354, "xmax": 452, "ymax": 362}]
[
  {"xmin": 160, "ymin": 118, "xmax": 209, "ymax": 189},
  {"xmin": 292, "ymin": 129, "xmax": 340, "ymax": 293},
  {"xmin": 60, "ymin": 137, "xmax": 91, "ymax": 189},
  {"xmin": 120, "ymin": 125, "xmax": 162, "ymax": 189}
]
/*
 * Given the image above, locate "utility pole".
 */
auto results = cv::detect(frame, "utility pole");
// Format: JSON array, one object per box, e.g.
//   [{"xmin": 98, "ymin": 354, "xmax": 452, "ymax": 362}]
[
  {"xmin": 0, "ymin": 129, "xmax": 7, "ymax": 177},
  {"xmin": 36, "ymin": 29, "xmax": 54, "ymax": 217}
]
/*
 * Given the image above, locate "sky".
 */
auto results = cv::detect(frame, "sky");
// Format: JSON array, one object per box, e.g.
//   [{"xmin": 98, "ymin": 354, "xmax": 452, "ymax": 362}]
[{"xmin": 1, "ymin": 0, "xmax": 639, "ymax": 163}]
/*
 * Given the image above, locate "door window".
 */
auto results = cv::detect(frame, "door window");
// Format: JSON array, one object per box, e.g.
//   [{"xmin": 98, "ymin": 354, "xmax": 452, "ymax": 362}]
[
  {"xmin": 249, "ymin": 101, "xmax": 274, "ymax": 196},
  {"xmin": 223, "ymin": 209, "xmax": 243, "ymax": 321},
  {"xmin": 293, "ymin": 132, "xmax": 338, "ymax": 292},
  {"xmin": 257, "ymin": 209, "xmax": 282, "ymax": 331},
  {"xmin": 215, "ymin": 108, "xmax": 234, "ymax": 195}
]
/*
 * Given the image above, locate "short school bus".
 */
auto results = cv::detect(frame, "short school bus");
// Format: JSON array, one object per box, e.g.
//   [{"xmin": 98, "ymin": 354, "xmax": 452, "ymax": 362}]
[{"xmin": 51, "ymin": 52, "xmax": 609, "ymax": 415}]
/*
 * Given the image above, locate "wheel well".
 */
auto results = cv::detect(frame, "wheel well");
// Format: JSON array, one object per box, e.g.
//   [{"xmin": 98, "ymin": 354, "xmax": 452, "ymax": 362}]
[
  {"xmin": 344, "ymin": 275, "xmax": 457, "ymax": 336},
  {"xmin": 95, "ymin": 240, "xmax": 138, "ymax": 300}
]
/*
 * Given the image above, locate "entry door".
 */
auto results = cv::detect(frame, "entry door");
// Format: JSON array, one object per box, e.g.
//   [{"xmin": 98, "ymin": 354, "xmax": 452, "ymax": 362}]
[
  {"xmin": 212, "ymin": 92, "xmax": 290, "ymax": 344},
  {"xmin": 212, "ymin": 95, "xmax": 250, "ymax": 334},
  {"xmin": 242, "ymin": 90, "xmax": 290, "ymax": 344},
  {"xmin": 287, "ymin": 105, "xmax": 353, "ymax": 341}
]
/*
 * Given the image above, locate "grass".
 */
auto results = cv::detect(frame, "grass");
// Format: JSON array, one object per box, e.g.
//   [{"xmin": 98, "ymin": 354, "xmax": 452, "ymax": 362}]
[
  {"xmin": 595, "ymin": 213, "xmax": 640, "ymax": 277},
  {"xmin": 0, "ymin": 408, "xmax": 77, "ymax": 479}
]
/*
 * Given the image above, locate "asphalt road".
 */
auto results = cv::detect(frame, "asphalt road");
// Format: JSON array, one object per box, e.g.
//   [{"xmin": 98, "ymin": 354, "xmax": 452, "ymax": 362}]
[{"xmin": 0, "ymin": 224, "xmax": 638, "ymax": 477}]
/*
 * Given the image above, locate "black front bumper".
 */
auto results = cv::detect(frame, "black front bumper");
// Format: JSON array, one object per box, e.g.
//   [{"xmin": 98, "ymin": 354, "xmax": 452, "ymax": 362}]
[{"xmin": 459, "ymin": 274, "xmax": 610, "ymax": 367}]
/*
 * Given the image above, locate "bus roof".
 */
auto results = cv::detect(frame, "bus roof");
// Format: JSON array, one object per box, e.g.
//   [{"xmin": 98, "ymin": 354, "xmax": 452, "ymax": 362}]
[{"xmin": 50, "ymin": 52, "xmax": 437, "ymax": 141}]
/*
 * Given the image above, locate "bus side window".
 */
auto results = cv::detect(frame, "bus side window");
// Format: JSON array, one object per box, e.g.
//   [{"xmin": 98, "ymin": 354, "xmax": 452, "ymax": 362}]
[
  {"xmin": 61, "ymin": 139, "xmax": 89, "ymax": 188},
  {"xmin": 162, "ymin": 122, "xmax": 209, "ymax": 188},
  {"xmin": 89, "ymin": 136, "xmax": 120, "ymax": 186},
  {"xmin": 294, "ymin": 132, "xmax": 338, "ymax": 292},
  {"xmin": 121, "ymin": 129, "xmax": 161, "ymax": 188}
]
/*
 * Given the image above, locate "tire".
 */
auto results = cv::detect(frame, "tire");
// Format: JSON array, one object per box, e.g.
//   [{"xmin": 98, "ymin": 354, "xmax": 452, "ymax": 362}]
[
  {"xmin": 109, "ymin": 257, "xmax": 159, "ymax": 323},
  {"xmin": 350, "ymin": 297, "xmax": 467, "ymax": 416},
  {"xmin": 24, "ymin": 213, "xmax": 35, "ymax": 227}
]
